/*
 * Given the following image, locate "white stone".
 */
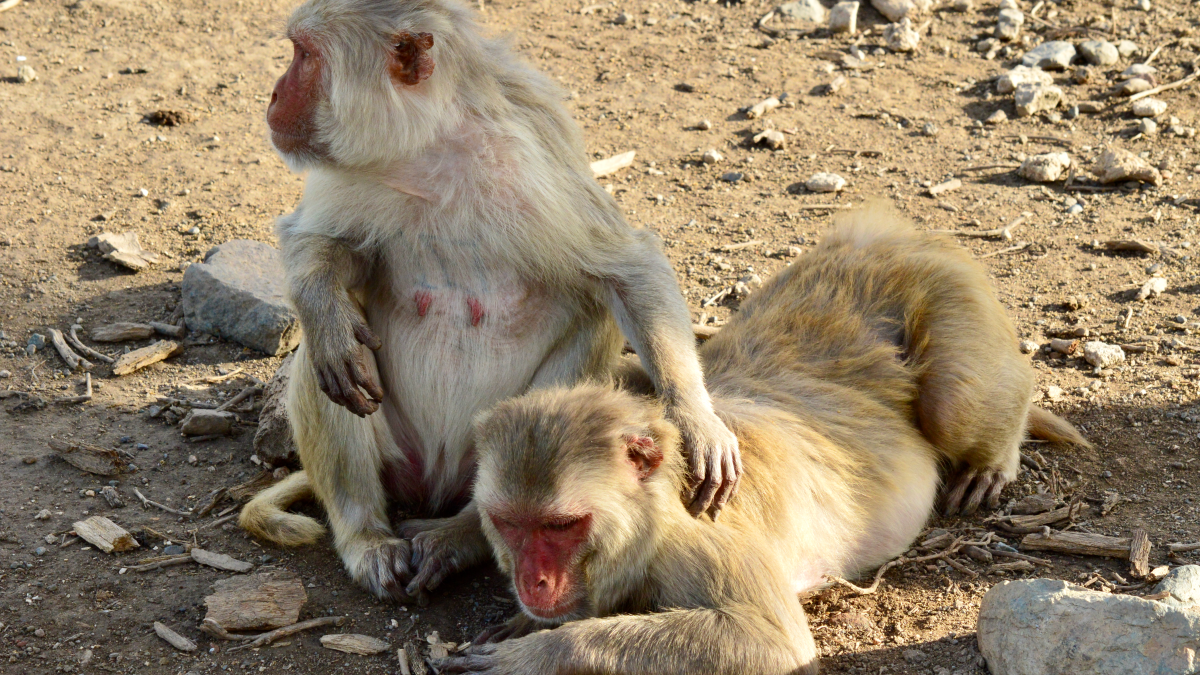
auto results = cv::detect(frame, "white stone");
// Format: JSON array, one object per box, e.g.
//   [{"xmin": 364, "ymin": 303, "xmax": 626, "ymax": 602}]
[
  {"xmin": 1132, "ymin": 98, "xmax": 1168, "ymax": 117},
  {"xmin": 1082, "ymin": 341, "xmax": 1125, "ymax": 368},
  {"xmin": 806, "ymin": 172, "xmax": 847, "ymax": 193},
  {"xmin": 1078, "ymin": 39, "xmax": 1120, "ymax": 66},
  {"xmin": 17, "ymin": 65, "xmax": 37, "ymax": 83},
  {"xmin": 778, "ymin": 0, "xmax": 828, "ymax": 23},
  {"xmin": 997, "ymin": 65, "xmax": 1053, "ymax": 94},
  {"xmin": 1021, "ymin": 41, "xmax": 1076, "ymax": 70},
  {"xmin": 986, "ymin": 109, "xmax": 1009, "ymax": 124},
  {"xmin": 1019, "ymin": 340, "xmax": 1039, "ymax": 354},
  {"xmin": 1139, "ymin": 118, "xmax": 1158, "ymax": 135},
  {"xmin": 1018, "ymin": 153, "xmax": 1071, "ymax": 182},
  {"xmin": 872, "ymin": 0, "xmax": 917, "ymax": 21},
  {"xmin": 1136, "ymin": 276, "xmax": 1168, "ymax": 300},
  {"xmin": 829, "ymin": 1, "xmax": 860, "ymax": 33},
  {"xmin": 1119, "ymin": 77, "xmax": 1154, "ymax": 95},
  {"xmin": 1117, "ymin": 40, "xmax": 1140, "ymax": 58},
  {"xmin": 1120, "ymin": 63, "xmax": 1156, "ymax": 79},
  {"xmin": 884, "ymin": 18, "xmax": 920, "ymax": 52},
  {"xmin": 1013, "ymin": 83, "xmax": 1063, "ymax": 117},
  {"xmin": 1155, "ymin": 565, "xmax": 1200, "ymax": 612},
  {"xmin": 702, "ymin": 149, "xmax": 723, "ymax": 164},
  {"xmin": 996, "ymin": 9, "xmax": 1024, "ymax": 41},
  {"xmin": 978, "ymin": 578, "xmax": 1200, "ymax": 675},
  {"xmin": 1092, "ymin": 147, "xmax": 1162, "ymax": 185}
]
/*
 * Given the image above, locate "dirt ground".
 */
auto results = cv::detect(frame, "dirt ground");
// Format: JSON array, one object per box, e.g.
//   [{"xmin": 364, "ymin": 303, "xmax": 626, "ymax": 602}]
[{"xmin": 1, "ymin": 0, "xmax": 1198, "ymax": 672}]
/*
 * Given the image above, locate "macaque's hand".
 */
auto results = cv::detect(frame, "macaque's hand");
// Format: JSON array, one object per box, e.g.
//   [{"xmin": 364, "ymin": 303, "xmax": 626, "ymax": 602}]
[
  {"xmin": 436, "ymin": 642, "xmax": 538, "ymax": 675},
  {"xmin": 471, "ymin": 614, "xmax": 541, "ymax": 645},
  {"xmin": 308, "ymin": 316, "xmax": 384, "ymax": 416},
  {"xmin": 672, "ymin": 407, "xmax": 741, "ymax": 519}
]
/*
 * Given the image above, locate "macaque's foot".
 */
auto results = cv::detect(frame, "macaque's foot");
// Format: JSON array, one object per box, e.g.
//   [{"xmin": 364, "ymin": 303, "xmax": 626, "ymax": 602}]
[
  {"xmin": 942, "ymin": 466, "xmax": 1010, "ymax": 516},
  {"xmin": 345, "ymin": 537, "xmax": 417, "ymax": 602},
  {"xmin": 472, "ymin": 614, "xmax": 541, "ymax": 645},
  {"xmin": 399, "ymin": 516, "xmax": 487, "ymax": 598},
  {"xmin": 310, "ymin": 322, "xmax": 384, "ymax": 416}
]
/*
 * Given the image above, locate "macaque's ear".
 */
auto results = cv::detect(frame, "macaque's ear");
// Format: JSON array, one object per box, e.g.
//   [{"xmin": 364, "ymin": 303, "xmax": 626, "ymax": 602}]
[
  {"xmin": 623, "ymin": 435, "xmax": 663, "ymax": 480},
  {"xmin": 389, "ymin": 31, "xmax": 435, "ymax": 86}
]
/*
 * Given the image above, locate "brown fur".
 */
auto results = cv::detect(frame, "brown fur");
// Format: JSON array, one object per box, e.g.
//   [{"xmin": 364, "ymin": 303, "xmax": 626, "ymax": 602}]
[
  {"xmin": 238, "ymin": 0, "xmax": 737, "ymax": 601},
  {"xmin": 439, "ymin": 208, "xmax": 1088, "ymax": 675}
]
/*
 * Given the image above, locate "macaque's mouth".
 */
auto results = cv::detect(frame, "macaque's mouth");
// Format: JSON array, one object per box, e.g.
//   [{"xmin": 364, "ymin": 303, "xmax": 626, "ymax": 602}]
[{"xmin": 520, "ymin": 594, "xmax": 583, "ymax": 620}]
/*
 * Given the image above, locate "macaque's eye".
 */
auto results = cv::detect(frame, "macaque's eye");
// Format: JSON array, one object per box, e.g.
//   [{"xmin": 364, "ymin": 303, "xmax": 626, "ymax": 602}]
[{"xmin": 545, "ymin": 517, "xmax": 582, "ymax": 532}]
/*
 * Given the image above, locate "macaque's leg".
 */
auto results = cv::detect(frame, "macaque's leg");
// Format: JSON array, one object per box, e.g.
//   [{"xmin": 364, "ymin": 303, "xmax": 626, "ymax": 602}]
[
  {"xmin": 438, "ymin": 605, "xmax": 817, "ymax": 675},
  {"xmin": 397, "ymin": 505, "xmax": 491, "ymax": 599},
  {"xmin": 289, "ymin": 342, "xmax": 414, "ymax": 600}
]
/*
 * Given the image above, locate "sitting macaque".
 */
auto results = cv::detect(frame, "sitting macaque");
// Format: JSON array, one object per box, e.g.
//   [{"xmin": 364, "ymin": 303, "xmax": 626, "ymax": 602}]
[
  {"xmin": 238, "ymin": 0, "xmax": 740, "ymax": 600},
  {"xmin": 439, "ymin": 207, "xmax": 1088, "ymax": 674}
]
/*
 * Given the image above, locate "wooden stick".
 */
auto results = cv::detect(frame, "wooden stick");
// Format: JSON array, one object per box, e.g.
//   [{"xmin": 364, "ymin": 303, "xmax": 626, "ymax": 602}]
[
  {"xmin": 1129, "ymin": 529, "xmax": 1151, "ymax": 578},
  {"xmin": 133, "ymin": 487, "xmax": 192, "ymax": 517},
  {"xmin": 1168, "ymin": 541, "xmax": 1200, "ymax": 553},
  {"xmin": 717, "ymin": 240, "xmax": 764, "ymax": 252},
  {"xmin": 217, "ymin": 386, "xmax": 261, "ymax": 412},
  {"xmin": 1125, "ymin": 69, "xmax": 1200, "ymax": 104},
  {"xmin": 67, "ymin": 324, "xmax": 114, "ymax": 363},
  {"xmin": 826, "ymin": 534, "xmax": 993, "ymax": 594},
  {"xmin": 48, "ymin": 328, "xmax": 93, "ymax": 371},
  {"xmin": 56, "ymin": 372, "xmax": 93, "ymax": 404},
  {"xmin": 226, "ymin": 616, "xmax": 346, "ymax": 652},
  {"xmin": 1142, "ymin": 44, "xmax": 1163, "ymax": 66},
  {"xmin": 978, "ymin": 242, "xmax": 1030, "ymax": 259},
  {"xmin": 0, "ymin": 0, "xmax": 21, "ymax": 14},
  {"xmin": 199, "ymin": 513, "xmax": 239, "ymax": 531},
  {"xmin": 1020, "ymin": 530, "xmax": 1131, "ymax": 559},
  {"xmin": 960, "ymin": 163, "xmax": 1019, "ymax": 173},
  {"xmin": 795, "ymin": 204, "xmax": 853, "ymax": 211},
  {"xmin": 149, "ymin": 321, "xmax": 186, "ymax": 338},
  {"xmin": 989, "ymin": 548, "xmax": 1054, "ymax": 567},
  {"xmin": 112, "ymin": 340, "xmax": 182, "ymax": 376},
  {"xmin": 153, "ymin": 622, "xmax": 198, "ymax": 652},
  {"xmin": 196, "ymin": 368, "xmax": 243, "ymax": 384},
  {"xmin": 127, "ymin": 554, "xmax": 193, "ymax": 572}
]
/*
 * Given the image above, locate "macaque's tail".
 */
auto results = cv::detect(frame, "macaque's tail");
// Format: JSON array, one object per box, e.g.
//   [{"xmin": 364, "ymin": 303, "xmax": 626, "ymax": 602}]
[
  {"xmin": 1027, "ymin": 406, "xmax": 1092, "ymax": 448},
  {"xmin": 238, "ymin": 470, "xmax": 327, "ymax": 546}
]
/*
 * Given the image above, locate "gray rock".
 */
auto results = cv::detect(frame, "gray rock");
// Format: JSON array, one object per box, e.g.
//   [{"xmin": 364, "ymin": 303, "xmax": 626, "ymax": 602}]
[
  {"xmin": 828, "ymin": 1, "xmax": 859, "ymax": 33},
  {"xmin": 884, "ymin": 18, "xmax": 920, "ymax": 52},
  {"xmin": 978, "ymin": 578, "xmax": 1200, "ymax": 675},
  {"xmin": 1014, "ymin": 83, "xmax": 1063, "ymax": 117},
  {"xmin": 997, "ymin": 65, "xmax": 1053, "ymax": 94},
  {"xmin": 179, "ymin": 409, "xmax": 236, "ymax": 436},
  {"xmin": 253, "ymin": 353, "xmax": 298, "ymax": 468},
  {"xmin": 1117, "ymin": 40, "xmax": 1140, "ymax": 59},
  {"xmin": 996, "ymin": 8, "xmax": 1024, "ymax": 41},
  {"xmin": 778, "ymin": 0, "xmax": 828, "ymax": 23},
  {"xmin": 1083, "ymin": 341, "xmax": 1125, "ymax": 368},
  {"xmin": 1079, "ymin": 39, "xmax": 1120, "ymax": 66},
  {"xmin": 1021, "ymin": 41, "xmax": 1076, "ymax": 70},
  {"xmin": 1156, "ymin": 565, "xmax": 1200, "ymax": 611},
  {"xmin": 181, "ymin": 240, "xmax": 301, "ymax": 356},
  {"xmin": 27, "ymin": 333, "xmax": 46, "ymax": 349},
  {"xmin": 872, "ymin": 0, "xmax": 925, "ymax": 22}
]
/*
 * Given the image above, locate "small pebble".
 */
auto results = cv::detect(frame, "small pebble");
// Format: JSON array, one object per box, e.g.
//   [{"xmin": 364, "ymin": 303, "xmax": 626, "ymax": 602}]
[
  {"xmin": 806, "ymin": 172, "xmax": 847, "ymax": 193},
  {"xmin": 16, "ymin": 65, "xmax": 37, "ymax": 83},
  {"xmin": 721, "ymin": 172, "xmax": 744, "ymax": 183},
  {"xmin": 1139, "ymin": 118, "xmax": 1158, "ymax": 135},
  {"xmin": 702, "ymin": 149, "xmax": 723, "ymax": 164},
  {"xmin": 696, "ymin": 119, "xmax": 712, "ymax": 131},
  {"xmin": 986, "ymin": 109, "xmax": 1008, "ymax": 125},
  {"xmin": 35, "ymin": 547, "xmax": 46, "ymax": 556}
]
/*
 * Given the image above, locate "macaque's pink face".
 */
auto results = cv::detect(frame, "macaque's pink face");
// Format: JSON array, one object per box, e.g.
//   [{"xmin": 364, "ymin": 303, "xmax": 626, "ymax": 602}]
[
  {"xmin": 489, "ymin": 511, "xmax": 593, "ymax": 619},
  {"xmin": 265, "ymin": 29, "xmax": 435, "ymax": 163},
  {"xmin": 268, "ymin": 33, "xmax": 327, "ymax": 159}
]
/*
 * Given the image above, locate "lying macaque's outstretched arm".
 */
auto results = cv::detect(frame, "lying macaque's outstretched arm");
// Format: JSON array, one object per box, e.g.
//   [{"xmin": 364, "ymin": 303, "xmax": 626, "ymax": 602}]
[{"xmin": 438, "ymin": 604, "xmax": 816, "ymax": 675}]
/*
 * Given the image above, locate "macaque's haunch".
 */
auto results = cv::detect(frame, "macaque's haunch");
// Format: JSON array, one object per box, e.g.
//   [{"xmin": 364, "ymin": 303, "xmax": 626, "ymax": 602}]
[
  {"xmin": 239, "ymin": 0, "xmax": 739, "ymax": 601},
  {"xmin": 439, "ymin": 208, "xmax": 1089, "ymax": 675}
]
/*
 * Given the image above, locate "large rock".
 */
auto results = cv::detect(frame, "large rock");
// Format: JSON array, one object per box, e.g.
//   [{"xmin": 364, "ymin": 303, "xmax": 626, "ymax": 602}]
[
  {"xmin": 1092, "ymin": 147, "xmax": 1162, "ymax": 185},
  {"xmin": 778, "ymin": 0, "xmax": 827, "ymax": 23},
  {"xmin": 1079, "ymin": 39, "xmax": 1120, "ymax": 66},
  {"xmin": 1156, "ymin": 565, "xmax": 1200, "ymax": 612},
  {"xmin": 997, "ymin": 66, "xmax": 1053, "ymax": 94},
  {"xmin": 872, "ymin": 0, "xmax": 930, "ymax": 22},
  {"xmin": 1022, "ymin": 41, "xmax": 1076, "ymax": 70},
  {"xmin": 978, "ymin": 578, "xmax": 1200, "ymax": 675},
  {"xmin": 253, "ymin": 353, "xmax": 299, "ymax": 468},
  {"xmin": 181, "ymin": 240, "xmax": 301, "ymax": 356},
  {"xmin": 1014, "ymin": 83, "xmax": 1063, "ymax": 117}
]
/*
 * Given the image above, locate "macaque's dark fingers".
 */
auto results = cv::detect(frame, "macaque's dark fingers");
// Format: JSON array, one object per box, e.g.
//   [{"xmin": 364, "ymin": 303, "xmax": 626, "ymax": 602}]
[
  {"xmin": 472, "ymin": 624, "xmax": 508, "ymax": 645},
  {"xmin": 336, "ymin": 361, "xmax": 377, "ymax": 416},
  {"xmin": 353, "ymin": 322, "xmax": 383, "ymax": 350},
  {"xmin": 983, "ymin": 472, "xmax": 1009, "ymax": 510},
  {"xmin": 707, "ymin": 453, "xmax": 739, "ymax": 517},
  {"xmin": 942, "ymin": 467, "xmax": 978, "ymax": 516},
  {"xmin": 959, "ymin": 472, "xmax": 995, "ymax": 516},
  {"xmin": 688, "ymin": 460, "xmax": 722, "ymax": 517},
  {"xmin": 464, "ymin": 644, "xmax": 499, "ymax": 656},
  {"xmin": 351, "ymin": 355, "xmax": 385, "ymax": 403},
  {"xmin": 406, "ymin": 556, "xmax": 451, "ymax": 596}
]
